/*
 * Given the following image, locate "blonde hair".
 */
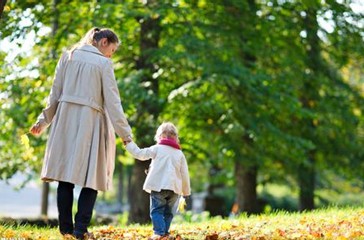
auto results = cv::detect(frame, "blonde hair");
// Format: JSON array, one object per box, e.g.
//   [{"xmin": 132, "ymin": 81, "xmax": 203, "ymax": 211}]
[
  {"xmin": 69, "ymin": 27, "xmax": 119, "ymax": 57},
  {"xmin": 154, "ymin": 122, "xmax": 179, "ymax": 142}
]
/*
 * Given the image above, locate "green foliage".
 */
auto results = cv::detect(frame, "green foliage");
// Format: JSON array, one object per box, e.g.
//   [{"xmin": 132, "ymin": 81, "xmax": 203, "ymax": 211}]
[
  {"xmin": 173, "ymin": 211, "xmax": 211, "ymax": 223},
  {"xmin": 0, "ymin": 0, "xmax": 363, "ymax": 211}
]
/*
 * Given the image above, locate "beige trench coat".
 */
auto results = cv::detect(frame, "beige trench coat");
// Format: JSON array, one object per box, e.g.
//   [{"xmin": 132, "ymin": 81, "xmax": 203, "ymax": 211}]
[{"xmin": 37, "ymin": 45, "xmax": 132, "ymax": 191}]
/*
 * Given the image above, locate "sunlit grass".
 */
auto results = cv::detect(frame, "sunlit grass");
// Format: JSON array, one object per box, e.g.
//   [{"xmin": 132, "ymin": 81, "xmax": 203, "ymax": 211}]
[
  {"xmin": 169, "ymin": 207, "xmax": 364, "ymax": 239},
  {"xmin": 0, "ymin": 224, "xmax": 62, "ymax": 240},
  {"xmin": 1, "ymin": 207, "xmax": 363, "ymax": 239}
]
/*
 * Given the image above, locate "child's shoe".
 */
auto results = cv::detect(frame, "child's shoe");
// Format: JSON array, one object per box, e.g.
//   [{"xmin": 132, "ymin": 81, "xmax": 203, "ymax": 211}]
[
  {"xmin": 148, "ymin": 234, "xmax": 163, "ymax": 240},
  {"xmin": 166, "ymin": 234, "xmax": 177, "ymax": 240},
  {"xmin": 62, "ymin": 234, "xmax": 74, "ymax": 239}
]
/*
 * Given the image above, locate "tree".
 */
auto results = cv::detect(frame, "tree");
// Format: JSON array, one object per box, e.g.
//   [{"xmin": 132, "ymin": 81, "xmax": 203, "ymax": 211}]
[
  {"xmin": 40, "ymin": 0, "xmax": 61, "ymax": 218},
  {"xmin": 293, "ymin": 0, "xmax": 364, "ymax": 210},
  {"xmin": 0, "ymin": 0, "xmax": 6, "ymax": 19},
  {"xmin": 251, "ymin": 0, "xmax": 364, "ymax": 210},
  {"xmin": 127, "ymin": 0, "xmax": 162, "ymax": 224},
  {"xmin": 163, "ymin": 0, "xmax": 364, "ymax": 213},
  {"xmin": 0, "ymin": 0, "xmax": 132, "ymax": 216},
  {"xmin": 1, "ymin": 0, "xmax": 363, "ymax": 220}
]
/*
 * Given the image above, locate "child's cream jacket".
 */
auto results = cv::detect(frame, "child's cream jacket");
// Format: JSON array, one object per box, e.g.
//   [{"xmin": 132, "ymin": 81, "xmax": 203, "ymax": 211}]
[{"xmin": 126, "ymin": 142, "xmax": 191, "ymax": 196}]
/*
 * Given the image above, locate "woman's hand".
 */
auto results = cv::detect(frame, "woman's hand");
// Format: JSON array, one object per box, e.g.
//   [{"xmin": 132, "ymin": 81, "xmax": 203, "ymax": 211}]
[
  {"xmin": 122, "ymin": 135, "xmax": 133, "ymax": 146},
  {"xmin": 29, "ymin": 122, "xmax": 42, "ymax": 136}
]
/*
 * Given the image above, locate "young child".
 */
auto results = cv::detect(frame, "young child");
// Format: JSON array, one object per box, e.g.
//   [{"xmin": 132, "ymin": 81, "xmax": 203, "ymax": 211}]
[{"xmin": 125, "ymin": 122, "xmax": 191, "ymax": 240}]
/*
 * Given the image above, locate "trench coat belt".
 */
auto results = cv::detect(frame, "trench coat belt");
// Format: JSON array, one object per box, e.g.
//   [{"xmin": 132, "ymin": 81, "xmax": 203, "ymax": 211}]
[{"xmin": 59, "ymin": 95, "xmax": 104, "ymax": 114}]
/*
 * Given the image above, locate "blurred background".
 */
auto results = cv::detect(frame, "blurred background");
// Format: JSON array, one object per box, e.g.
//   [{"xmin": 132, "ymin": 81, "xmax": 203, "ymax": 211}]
[{"xmin": 0, "ymin": 0, "xmax": 364, "ymax": 225}]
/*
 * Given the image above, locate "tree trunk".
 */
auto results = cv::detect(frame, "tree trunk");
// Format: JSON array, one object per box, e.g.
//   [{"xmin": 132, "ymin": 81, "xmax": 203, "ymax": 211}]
[
  {"xmin": 298, "ymin": 6, "xmax": 321, "ymax": 211},
  {"xmin": 40, "ymin": 0, "xmax": 59, "ymax": 218},
  {"xmin": 235, "ymin": 161, "xmax": 259, "ymax": 214},
  {"xmin": 0, "ymin": 0, "xmax": 7, "ymax": 19},
  {"xmin": 298, "ymin": 156, "xmax": 315, "ymax": 210},
  {"xmin": 128, "ymin": 0, "xmax": 161, "ymax": 224},
  {"xmin": 233, "ymin": 0, "xmax": 260, "ymax": 215},
  {"xmin": 116, "ymin": 160, "xmax": 123, "ymax": 205},
  {"xmin": 128, "ymin": 160, "xmax": 151, "ymax": 224},
  {"xmin": 40, "ymin": 182, "xmax": 49, "ymax": 217}
]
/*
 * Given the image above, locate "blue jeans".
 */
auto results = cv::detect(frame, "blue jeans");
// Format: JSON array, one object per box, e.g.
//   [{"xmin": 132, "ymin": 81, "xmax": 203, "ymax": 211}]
[{"xmin": 150, "ymin": 190, "xmax": 179, "ymax": 236}]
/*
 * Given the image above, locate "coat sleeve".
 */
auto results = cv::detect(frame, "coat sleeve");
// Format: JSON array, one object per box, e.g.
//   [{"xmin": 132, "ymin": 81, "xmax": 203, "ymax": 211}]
[
  {"xmin": 180, "ymin": 153, "xmax": 191, "ymax": 196},
  {"xmin": 125, "ymin": 142, "xmax": 156, "ymax": 160},
  {"xmin": 36, "ymin": 52, "xmax": 67, "ymax": 132},
  {"xmin": 102, "ymin": 59, "xmax": 132, "ymax": 139}
]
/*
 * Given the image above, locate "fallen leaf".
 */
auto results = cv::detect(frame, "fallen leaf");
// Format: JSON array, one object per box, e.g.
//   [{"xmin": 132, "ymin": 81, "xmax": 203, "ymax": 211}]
[{"xmin": 205, "ymin": 233, "xmax": 218, "ymax": 240}]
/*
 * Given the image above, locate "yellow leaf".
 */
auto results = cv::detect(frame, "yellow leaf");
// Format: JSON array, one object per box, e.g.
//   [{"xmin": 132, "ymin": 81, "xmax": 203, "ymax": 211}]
[
  {"xmin": 21, "ymin": 231, "xmax": 31, "ymax": 238},
  {"xmin": 3, "ymin": 229, "xmax": 15, "ymax": 238},
  {"xmin": 177, "ymin": 197, "xmax": 186, "ymax": 213},
  {"xmin": 35, "ymin": 80, "xmax": 42, "ymax": 88},
  {"xmin": 336, "ymin": 236, "xmax": 348, "ymax": 240},
  {"xmin": 20, "ymin": 133, "xmax": 30, "ymax": 148}
]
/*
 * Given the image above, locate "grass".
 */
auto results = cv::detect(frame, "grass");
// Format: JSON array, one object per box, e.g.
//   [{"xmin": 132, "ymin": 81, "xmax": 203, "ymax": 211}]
[{"xmin": 0, "ymin": 207, "xmax": 363, "ymax": 239}]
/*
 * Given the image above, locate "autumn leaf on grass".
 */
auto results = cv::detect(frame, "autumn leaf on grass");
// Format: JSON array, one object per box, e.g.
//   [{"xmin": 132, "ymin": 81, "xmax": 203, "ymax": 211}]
[
  {"xmin": 3, "ymin": 229, "xmax": 15, "ymax": 238},
  {"xmin": 310, "ymin": 230, "xmax": 323, "ymax": 238},
  {"xmin": 20, "ymin": 231, "xmax": 32, "ymax": 238},
  {"xmin": 205, "ymin": 233, "xmax": 218, "ymax": 240},
  {"xmin": 277, "ymin": 229, "xmax": 286, "ymax": 237}
]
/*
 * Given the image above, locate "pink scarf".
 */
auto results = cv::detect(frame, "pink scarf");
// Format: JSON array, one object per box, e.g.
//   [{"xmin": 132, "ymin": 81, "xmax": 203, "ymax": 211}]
[{"xmin": 158, "ymin": 138, "xmax": 181, "ymax": 149}]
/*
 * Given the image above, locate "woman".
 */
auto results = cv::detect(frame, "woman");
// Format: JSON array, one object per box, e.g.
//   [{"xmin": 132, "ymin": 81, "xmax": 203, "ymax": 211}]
[{"xmin": 30, "ymin": 27, "xmax": 132, "ymax": 239}]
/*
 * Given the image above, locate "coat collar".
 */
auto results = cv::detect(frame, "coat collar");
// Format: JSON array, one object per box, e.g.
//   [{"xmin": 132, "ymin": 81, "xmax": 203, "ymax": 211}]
[{"xmin": 77, "ymin": 44, "xmax": 104, "ymax": 57}]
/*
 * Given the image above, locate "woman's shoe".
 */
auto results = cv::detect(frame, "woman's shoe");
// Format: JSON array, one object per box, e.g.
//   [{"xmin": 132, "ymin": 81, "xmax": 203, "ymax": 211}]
[{"xmin": 74, "ymin": 232, "xmax": 95, "ymax": 240}]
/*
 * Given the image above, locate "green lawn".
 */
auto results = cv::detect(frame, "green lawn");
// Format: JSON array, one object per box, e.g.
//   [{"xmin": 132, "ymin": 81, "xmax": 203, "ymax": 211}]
[{"xmin": 1, "ymin": 207, "xmax": 363, "ymax": 239}]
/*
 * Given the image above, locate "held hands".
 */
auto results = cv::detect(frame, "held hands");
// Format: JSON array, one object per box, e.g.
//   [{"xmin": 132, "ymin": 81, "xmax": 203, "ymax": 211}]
[{"xmin": 122, "ymin": 135, "xmax": 133, "ymax": 146}]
